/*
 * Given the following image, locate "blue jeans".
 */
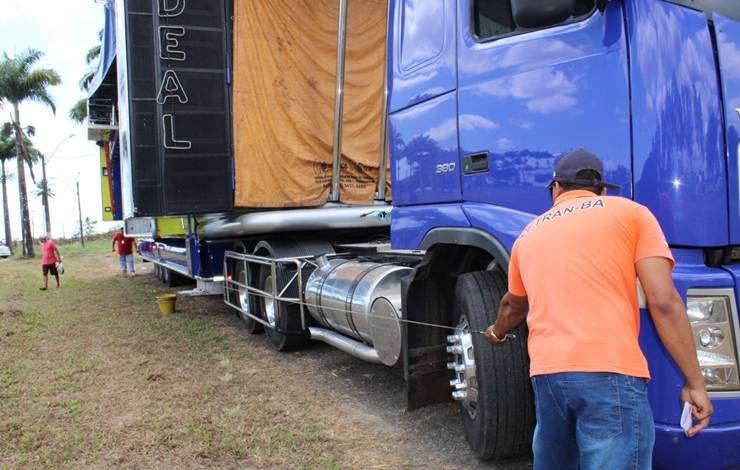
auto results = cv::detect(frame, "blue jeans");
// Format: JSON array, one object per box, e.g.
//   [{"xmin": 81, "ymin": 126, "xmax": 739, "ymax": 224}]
[
  {"xmin": 531, "ymin": 372, "xmax": 655, "ymax": 470},
  {"xmin": 119, "ymin": 254, "xmax": 134, "ymax": 273}
]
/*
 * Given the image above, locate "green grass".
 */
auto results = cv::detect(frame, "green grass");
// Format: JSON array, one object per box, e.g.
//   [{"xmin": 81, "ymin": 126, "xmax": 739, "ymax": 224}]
[
  {"xmin": 0, "ymin": 248, "xmax": 422, "ymax": 469},
  {"xmin": 8, "ymin": 237, "xmax": 110, "ymax": 260}
]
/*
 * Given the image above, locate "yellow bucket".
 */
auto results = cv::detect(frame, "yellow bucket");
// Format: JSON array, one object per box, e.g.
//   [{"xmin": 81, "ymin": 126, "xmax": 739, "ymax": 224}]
[{"xmin": 156, "ymin": 294, "xmax": 177, "ymax": 315}]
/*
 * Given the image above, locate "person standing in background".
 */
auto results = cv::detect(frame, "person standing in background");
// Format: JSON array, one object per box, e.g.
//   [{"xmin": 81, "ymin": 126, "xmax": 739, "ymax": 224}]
[
  {"xmin": 111, "ymin": 227, "xmax": 135, "ymax": 275},
  {"xmin": 39, "ymin": 234, "xmax": 61, "ymax": 290}
]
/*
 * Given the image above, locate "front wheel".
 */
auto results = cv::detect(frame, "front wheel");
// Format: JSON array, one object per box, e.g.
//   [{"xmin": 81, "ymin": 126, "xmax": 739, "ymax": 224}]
[{"xmin": 451, "ymin": 270, "xmax": 534, "ymax": 460}]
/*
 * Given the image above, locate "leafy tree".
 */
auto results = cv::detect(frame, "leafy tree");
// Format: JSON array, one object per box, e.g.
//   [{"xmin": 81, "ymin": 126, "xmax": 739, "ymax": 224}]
[
  {"xmin": 0, "ymin": 49, "xmax": 61, "ymax": 257},
  {"xmin": 69, "ymin": 30, "xmax": 103, "ymax": 124},
  {"xmin": 69, "ymin": 99, "xmax": 87, "ymax": 124},
  {"xmin": 73, "ymin": 216, "xmax": 98, "ymax": 238},
  {"xmin": 33, "ymin": 178, "xmax": 54, "ymax": 201},
  {"xmin": 0, "ymin": 130, "xmax": 15, "ymax": 252}
]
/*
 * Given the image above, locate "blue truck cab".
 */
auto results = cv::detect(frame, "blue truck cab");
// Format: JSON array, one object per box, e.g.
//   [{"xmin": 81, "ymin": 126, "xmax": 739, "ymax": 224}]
[
  {"xmin": 90, "ymin": 0, "xmax": 740, "ymax": 467},
  {"xmin": 389, "ymin": 0, "xmax": 740, "ymax": 467}
]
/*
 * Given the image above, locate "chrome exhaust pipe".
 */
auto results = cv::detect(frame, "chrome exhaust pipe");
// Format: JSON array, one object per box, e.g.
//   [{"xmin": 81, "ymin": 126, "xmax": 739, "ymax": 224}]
[{"xmin": 308, "ymin": 327, "xmax": 382, "ymax": 364}]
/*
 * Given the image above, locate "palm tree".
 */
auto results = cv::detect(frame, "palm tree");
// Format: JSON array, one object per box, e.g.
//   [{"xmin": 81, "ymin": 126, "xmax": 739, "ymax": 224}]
[
  {"xmin": 0, "ymin": 130, "xmax": 15, "ymax": 252},
  {"xmin": 0, "ymin": 49, "xmax": 61, "ymax": 257},
  {"xmin": 69, "ymin": 30, "xmax": 103, "ymax": 124},
  {"xmin": 33, "ymin": 173, "xmax": 54, "ymax": 230}
]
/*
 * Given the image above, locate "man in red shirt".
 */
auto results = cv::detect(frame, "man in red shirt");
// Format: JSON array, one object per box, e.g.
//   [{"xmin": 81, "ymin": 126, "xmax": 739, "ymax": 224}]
[
  {"xmin": 39, "ymin": 234, "xmax": 61, "ymax": 290},
  {"xmin": 112, "ymin": 228, "xmax": 135, "ymax": 275}
]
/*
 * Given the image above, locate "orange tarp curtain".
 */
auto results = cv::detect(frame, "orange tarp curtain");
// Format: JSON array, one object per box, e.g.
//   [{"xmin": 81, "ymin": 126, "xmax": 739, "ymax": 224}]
[{"xmin": 232, "ymin": 0, "xmax": 390, "ymax": 208}]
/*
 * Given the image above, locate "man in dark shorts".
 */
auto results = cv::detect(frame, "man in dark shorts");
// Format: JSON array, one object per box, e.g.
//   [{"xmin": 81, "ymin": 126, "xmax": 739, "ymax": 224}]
[{"xmin": 39, "ymin": 234, "xmax": 62, "ymax": 290}]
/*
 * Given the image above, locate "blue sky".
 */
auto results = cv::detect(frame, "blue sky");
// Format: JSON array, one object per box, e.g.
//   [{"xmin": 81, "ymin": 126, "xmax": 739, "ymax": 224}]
[{"xmin": 0, "ymin": 0, "xmax": 116, "ymax": 242}]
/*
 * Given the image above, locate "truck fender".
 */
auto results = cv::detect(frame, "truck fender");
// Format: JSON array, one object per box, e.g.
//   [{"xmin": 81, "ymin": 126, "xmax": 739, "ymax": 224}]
[{"xmin": 404, "ymin": 228, "xmax": 511, "ymax": 410}]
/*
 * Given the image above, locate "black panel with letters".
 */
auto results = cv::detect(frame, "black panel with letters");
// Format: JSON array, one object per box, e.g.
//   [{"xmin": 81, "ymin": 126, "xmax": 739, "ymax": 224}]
[{"xmin": 121, "ymin": 0, "xmax": 232, "ymax": 215}]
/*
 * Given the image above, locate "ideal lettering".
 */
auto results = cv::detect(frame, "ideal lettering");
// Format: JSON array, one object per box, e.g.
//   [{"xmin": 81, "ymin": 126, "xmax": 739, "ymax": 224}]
[
  {"xmin": 159, "ymin": 0, "xmax": 185, "ymax": 17},
  {"xmin": 162, "ymin": 114, "xmax": 192, "ymax": 150},
  {"xmin": 159, "ymin": 26, "xmax": 186, "ymax": 61},
  {"xmin": 156, "ymin": 70, "xmax": 189, "ymax": 104}
]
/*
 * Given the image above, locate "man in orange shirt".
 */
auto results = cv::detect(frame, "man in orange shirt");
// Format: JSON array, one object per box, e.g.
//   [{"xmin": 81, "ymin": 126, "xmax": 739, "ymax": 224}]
[{"xmin": 485, "ymin": 149, "xmax": 712, "ymax": 469}]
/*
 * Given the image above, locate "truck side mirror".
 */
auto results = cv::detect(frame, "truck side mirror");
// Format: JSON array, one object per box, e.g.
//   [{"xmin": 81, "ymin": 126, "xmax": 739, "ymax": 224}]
[{"xmin": 511, "ymin": 0, "xmax": 575, "ymax": 29}]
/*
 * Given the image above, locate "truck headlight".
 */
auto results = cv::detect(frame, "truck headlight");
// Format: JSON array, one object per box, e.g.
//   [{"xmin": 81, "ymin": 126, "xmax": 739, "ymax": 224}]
[{"xmin": 687, "ymin": 294, "xmax": 740, "ymax": 391}]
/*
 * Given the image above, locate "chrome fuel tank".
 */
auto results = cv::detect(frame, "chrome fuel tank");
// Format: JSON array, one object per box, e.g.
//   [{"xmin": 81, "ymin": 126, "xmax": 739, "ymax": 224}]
[{"xmin": 304, "ymin": 260, "xmax": 410, "ymax": 366}]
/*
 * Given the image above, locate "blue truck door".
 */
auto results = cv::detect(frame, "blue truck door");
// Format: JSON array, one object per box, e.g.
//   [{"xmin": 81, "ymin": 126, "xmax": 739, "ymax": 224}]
[
  {"xmin": 716, "ymin": 14, "xmax": 740, "ymax": 245},
  {"xmin": 456, "ymin": 1, "xmax": 632, "ymax": 217}
]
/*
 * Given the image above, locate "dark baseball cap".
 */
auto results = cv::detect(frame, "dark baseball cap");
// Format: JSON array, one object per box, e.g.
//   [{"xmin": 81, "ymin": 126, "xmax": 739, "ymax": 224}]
[{"xmin": 548, "ymin": 149, "xmax": 619, "ymax": 190}]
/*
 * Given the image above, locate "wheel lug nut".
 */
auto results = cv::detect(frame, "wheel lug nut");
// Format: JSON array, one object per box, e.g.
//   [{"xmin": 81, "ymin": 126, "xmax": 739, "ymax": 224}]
[
  {"xmin": 452, "ymin": 391, "xmax": 467, "ymax": 400},
  {"xmin": 447, "ymin": 334, "xmax": 460, "ymax": 343},
  {"xmin": 446, "ymin": 361, "xmax": 456, "ymax": 370},
  {"xmin": 446, "ymin": 345, "xmax": 463, "ymax": 355}
]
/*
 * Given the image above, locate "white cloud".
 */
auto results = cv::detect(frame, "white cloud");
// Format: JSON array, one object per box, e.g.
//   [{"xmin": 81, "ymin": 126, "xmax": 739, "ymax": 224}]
[
  {"xmin": 495, "ymin": 137, "xmax": 514, "ymax": 151},
  {"xmin": 0, "ymin": 0, "xmax": 115, "ymax": 240},
  {"xmin": 426, "ymin": 114, "xmax": 499, "ymax": 142},
  {"xmin": 459, "ymin": 38, "xmax": 585, "ymax": 76},
  {"xmin": 478, "ymin": 68, "xmax": 579, "ymax": 114},
  {"xmin": 510, "ymin": 118, "xmax": 534, "ymax": 129},
  {"xmin": 459, "ymin": 114, "xmax": 499, "ymax": 131},
  {"xmin": 426, "ymin": 117, "xmax": 457, "ymax": 142},
  {"xmin": 717, "ymin": 31, "xmax": 740, "ymax": 81},
  {"xmin": 526, "ymin": 94, "xmax": 577, "ymax": 114}
]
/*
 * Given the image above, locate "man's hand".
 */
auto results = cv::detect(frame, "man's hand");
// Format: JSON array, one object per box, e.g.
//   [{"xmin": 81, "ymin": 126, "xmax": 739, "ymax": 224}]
[
  {"xmin": 484, "ymin": 324, "xmax": 505, "ymax": 345},
  {"xmin": 681, "ymin": 384, "xmax": 713, "ymax": 437},
  {"xmin": 637, "ymin": 257, "xmax": 713, "ymax": 436},
  {"xmin": 483, "ymin": 292, "xmax": 528, "ymax": 346}
]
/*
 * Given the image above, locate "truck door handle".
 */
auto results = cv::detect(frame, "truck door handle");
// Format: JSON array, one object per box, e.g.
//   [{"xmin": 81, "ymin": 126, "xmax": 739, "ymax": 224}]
[{"xmin": 463, "ymin": 152, "xmax": 489, "ymax": 174}]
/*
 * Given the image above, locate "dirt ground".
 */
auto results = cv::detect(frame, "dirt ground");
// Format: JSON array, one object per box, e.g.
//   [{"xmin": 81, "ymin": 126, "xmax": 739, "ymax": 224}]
[{"xmin": 0, "ymin": 242, "xmax": 532, "ymax": 469}]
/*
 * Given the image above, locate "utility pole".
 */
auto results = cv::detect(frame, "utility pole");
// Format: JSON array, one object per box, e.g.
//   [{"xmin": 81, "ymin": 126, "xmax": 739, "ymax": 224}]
[
  {"xmin": 42, "ymin": 133, "xmax": 75, "ymax": 237},
  {"xmin": 40, "ymin": 155, "xmax": 50, "ymax": 235},
  {"xmin": 76, "ymin": 178, "xmax": 85, "ymax": 247}
]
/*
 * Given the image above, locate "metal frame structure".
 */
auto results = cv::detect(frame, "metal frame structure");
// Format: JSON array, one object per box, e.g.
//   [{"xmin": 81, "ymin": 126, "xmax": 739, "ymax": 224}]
[{"xmin": 223, "ymin": 251, "xmax": 319, "ymax": 333}]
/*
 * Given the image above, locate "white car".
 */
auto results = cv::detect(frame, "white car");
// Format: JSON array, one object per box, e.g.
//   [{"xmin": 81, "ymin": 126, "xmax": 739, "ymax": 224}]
[{"xmin": 0, "ymin": 244, "xmax": 10, "ymax": 258}]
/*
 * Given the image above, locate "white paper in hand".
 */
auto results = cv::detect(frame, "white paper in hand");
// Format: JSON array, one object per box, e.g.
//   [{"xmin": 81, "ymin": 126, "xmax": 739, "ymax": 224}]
[{"xmin": 680, "ymin": 401, "xmax": 693, "ymax": 435}]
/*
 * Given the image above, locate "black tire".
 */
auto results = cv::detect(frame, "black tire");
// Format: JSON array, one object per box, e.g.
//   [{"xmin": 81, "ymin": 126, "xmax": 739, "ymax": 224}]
[
  {"xmin": 165, "ymin": 268, "xmax": 191, "ymax": 288},
  {"xmin": 234, "ymin": 259, "xmax": 263, "ymax": 334},
  {"xmin": 258, "ymin": 263, "xmax": 309, "ymax": 351},
  {"xmin": 455, "ymin": 270, "xmax": 535, "ymax": 460},
  {"xmin": 161, "ymin": 266, "xmax": 171, "ymax": 285},
  {"xmin": 252, "ymin": 240, "xmax": 333, "ymax": 352}
]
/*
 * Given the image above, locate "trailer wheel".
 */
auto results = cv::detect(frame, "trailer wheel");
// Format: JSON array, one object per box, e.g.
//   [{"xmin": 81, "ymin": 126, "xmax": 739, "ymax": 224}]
[
  {"xmin": 258, "ymin": 264, "xmax": 308, "ymax": 351},
  {"xmin": 234, "ymin": 260, "xmax": 263, "ymax": 334},
  {"xmin": 453, "ymin": 270, "xmax": 534, "ymax": 460}
]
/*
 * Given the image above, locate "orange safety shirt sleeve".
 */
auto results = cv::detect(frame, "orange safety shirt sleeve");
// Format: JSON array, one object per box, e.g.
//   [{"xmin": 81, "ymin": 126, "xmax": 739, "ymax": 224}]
[
  {"xmin": 508, "ymin": 241, "xmax": 527, "ymax": 297},
  {"xmin": 634, "ymin": 205, "xmax": 675, "ymax": 268}
]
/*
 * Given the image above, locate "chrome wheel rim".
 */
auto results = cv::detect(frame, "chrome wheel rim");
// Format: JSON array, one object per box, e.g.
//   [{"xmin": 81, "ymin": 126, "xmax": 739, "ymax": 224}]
[
  {"xmin": 237, "ymin": 270, "xmax": 250, "ymax": 316},
  {"xmin": 447, "ymin": 317, "xmax": 478, "ymax": 419},
  {"xmin": 264, "ymin": 275, "xmax": 277, "ymax": 327}
]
